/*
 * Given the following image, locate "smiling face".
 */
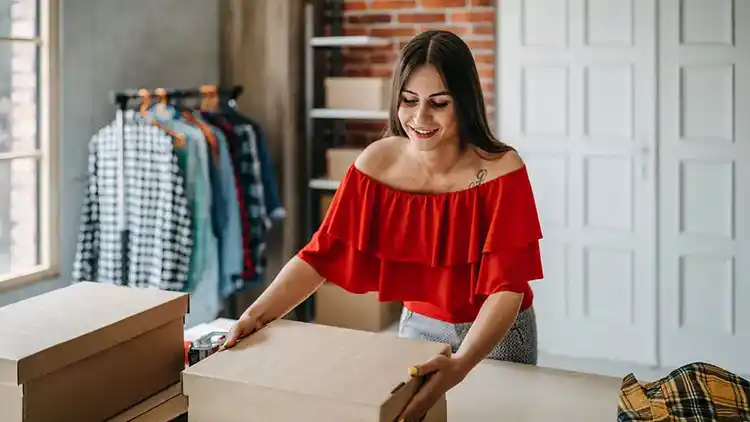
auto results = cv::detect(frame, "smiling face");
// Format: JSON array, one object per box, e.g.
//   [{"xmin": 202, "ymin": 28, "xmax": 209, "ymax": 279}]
[{"xmin": 397, "ymin": 65, "xmax": 459, "ymax": 152}]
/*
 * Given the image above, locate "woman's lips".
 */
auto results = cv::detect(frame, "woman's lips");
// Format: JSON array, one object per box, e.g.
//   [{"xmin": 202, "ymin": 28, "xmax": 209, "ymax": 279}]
[{"xmin": 409, "ymin": 125, "xmax": 439, "ymax": 140}]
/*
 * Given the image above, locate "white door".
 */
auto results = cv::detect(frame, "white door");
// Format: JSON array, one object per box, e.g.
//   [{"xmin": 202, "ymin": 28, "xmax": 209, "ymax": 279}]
[
  {"xmin": 659, "ymin": 0, "xmax": 750, "ymax": 375},
  {"xmin": 498, "ymin": 0, "xmax": 658, "ymax": 365}
]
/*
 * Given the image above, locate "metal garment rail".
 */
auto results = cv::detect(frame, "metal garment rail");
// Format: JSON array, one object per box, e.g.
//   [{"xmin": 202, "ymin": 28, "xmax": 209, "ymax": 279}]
[{"xmin": 108, "ymin": 85, "xmax": 243, "ymax": 288}]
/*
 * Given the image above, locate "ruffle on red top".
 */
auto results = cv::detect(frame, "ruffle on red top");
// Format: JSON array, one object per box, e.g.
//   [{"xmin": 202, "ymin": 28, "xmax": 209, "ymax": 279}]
[{"xmin": 298, "ymin": 164, "xmax": 544, "ymax": 323}]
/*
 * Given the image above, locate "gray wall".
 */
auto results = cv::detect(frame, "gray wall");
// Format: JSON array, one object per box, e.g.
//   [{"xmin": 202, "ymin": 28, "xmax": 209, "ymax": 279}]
[{"xmin": 0, "ymin": 0, "xmax": 220, "ymax": 306}]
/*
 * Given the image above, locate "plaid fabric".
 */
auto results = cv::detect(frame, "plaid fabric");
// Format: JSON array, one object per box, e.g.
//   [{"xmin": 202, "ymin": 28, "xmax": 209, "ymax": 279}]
[
  {"xmin": 201, "ymin": 112, "xmax": 267, "ymax": 288},
  {"xmin": 72, "ymin": 110, "xmax": 193, "ymax": 291},
  {"xmin": 618, "ymin": 362, "xmax": 750, "ymax": 421}
]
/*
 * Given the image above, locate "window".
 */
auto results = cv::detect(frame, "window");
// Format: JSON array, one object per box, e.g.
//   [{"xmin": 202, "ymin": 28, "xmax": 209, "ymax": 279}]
[{"xmin": 0, "ymin": 0, "xmax": 58, "ymax": 291}]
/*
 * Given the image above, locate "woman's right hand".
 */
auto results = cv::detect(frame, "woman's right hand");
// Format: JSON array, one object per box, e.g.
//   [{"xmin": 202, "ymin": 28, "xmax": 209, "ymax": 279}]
[{"xmin": 221, "ymin": 313, "xmax": 265, "ymax": 349}]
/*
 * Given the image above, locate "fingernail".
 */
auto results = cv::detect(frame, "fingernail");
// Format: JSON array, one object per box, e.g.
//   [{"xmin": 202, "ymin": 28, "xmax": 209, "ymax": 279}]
[{"xmin": 408, "ymin": 366, "xmax": 418, "ymax": 377}]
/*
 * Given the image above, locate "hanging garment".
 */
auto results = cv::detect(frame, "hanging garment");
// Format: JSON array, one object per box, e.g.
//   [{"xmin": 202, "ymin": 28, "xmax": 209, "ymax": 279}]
[
  {"xmin": 200, "ymin": 112, "xmax": 264, "ymax": 289},
  {"xmin": 145, "ymin": 106, "xmax": 223, "ymax": 326},
  {"xmin": 72, "ymin": 110, "xmax": 193, "ymax": 291},
  {"xmin": 618, "ymin": 362, "xmax": 750, "ymax": 421},
  {"xmin": 145, "ymin": 105, "xmax": 220, "ymax": 294},
  {"xmin": 190, "ymin": 110, "xmax": 245, "ymax": 298},
  {"xmin": 222, "ymin": 106, "xmax": 286, "ymax": 223}
]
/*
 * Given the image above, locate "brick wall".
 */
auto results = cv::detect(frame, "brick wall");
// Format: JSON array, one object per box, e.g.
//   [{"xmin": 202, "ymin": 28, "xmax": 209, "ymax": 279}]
[{"xmin": 339, "ymin": 0, "xmax": 496, "ymax": 145}]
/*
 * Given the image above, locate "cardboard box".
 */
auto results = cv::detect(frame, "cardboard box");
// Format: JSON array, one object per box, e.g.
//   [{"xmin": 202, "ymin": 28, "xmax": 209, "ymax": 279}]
[
  {"xmin": 107, "ymin": 383, "xmax": 187, "ymax": 422},
  {"xmin": 324, "ymin": 77, "xmax": 390, "ymax": 111},
  {"xmin": 182, "ymin": 319, "xmax": 450, "ymax": 422},
  {"xmin": 315, "ymin": 282, "xmax": 402, "ymax": 333},
  {"xmin": 0, "ymin": 282, "xmax": 189, "ymax": 422},
  {"xmin": 326, "ymin": 148, "xmax": 363, "ymax": 181}
]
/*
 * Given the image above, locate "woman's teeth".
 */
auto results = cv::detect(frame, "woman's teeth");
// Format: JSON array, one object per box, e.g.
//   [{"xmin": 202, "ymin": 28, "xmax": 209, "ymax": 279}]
[{"xmin": 411, "ymin": 127, "xmax": 438, "ymax": 137}]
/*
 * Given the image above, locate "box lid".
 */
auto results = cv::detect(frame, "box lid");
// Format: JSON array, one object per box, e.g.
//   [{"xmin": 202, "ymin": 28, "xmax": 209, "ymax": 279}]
[
  {"xmin": 182, "ymin": 320, "xmax": 450, "ymax": 417},
  {"xmin": 0, "ymin": 282, "xmax": 188, "ymax": 385}
]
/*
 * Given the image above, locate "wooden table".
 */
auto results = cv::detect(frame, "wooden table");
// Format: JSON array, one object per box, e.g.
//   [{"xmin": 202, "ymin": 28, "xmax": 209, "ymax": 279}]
[{"xmin": 112, "ymin": 318, "xmax": 622, "ymax": 421}]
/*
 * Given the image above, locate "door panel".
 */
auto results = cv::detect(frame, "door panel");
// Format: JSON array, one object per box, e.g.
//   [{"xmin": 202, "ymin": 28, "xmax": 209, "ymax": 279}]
[
  {"xmin": 498, "ymin": 0, "xmax": 658, "ymax": 365},
  {"xmin": 659, "ymin": 0, "xmax": 750, "ymax": 375}
]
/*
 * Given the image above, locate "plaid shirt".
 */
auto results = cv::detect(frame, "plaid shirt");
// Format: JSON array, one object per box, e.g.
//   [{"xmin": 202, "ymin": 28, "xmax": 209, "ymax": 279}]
[
  {"xmin": 618, "ymin": 362, "xmax": 750, "ymax": 421},
  {"xmin": 72, "ymin": 111, "xmax": 193, "ymax": 291},
  {"xmin": 201, "ymin": 112, "xmax": 267, "ymax": 288}
]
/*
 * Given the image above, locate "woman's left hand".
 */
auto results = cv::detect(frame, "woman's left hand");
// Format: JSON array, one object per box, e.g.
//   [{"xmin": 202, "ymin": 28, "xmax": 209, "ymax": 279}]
[{"xmin": 397, "ymin": 355, "xmax": 471, "ymax": 422}]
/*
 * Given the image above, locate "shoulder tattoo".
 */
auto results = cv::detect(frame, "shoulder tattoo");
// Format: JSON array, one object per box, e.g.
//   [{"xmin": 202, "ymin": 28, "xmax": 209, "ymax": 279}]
[{"xmin": 469, "ymin": 169, "xmax": 488, "ymax": 188}]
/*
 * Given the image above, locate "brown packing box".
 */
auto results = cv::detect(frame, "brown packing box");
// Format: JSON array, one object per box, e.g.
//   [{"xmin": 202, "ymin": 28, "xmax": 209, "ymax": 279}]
[
  {"xmin": 107, "ymin": 383, "xmax": 187, "ymax": 422},
  {"xmin": 319, "ymin": 147, "xmax": 401, "ymax": 332},
  {"xmin": 316, "ymin": 283, "xmax": 402, "ymax": 332},
  {"xmin": 182, "ymin": 319, "xmax": 450, "ymax": 422},
  {"xmin": 0, "ymin": 282, "xmax": 189, "ymax": 422},
  {"xmin": 324, "ymin": 77, "xmax": 390, "ymax": 111},
  {"xmin": 326, "ymin": 147, "xmax": 363, "ymax": 181}
]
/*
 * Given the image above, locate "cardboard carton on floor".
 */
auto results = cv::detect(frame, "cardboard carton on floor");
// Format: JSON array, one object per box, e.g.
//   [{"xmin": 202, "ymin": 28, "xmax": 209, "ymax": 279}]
[
  {"xmin": 0, "ymin": 282, "xmax": 189, "ymax": 422},
  {"xmin": 315, "ymin": 282, "xmax": 402, "ymax": 332},
  {"xmin": 183, "ymin": 319, "xmax": 450, "ymax": 422}
]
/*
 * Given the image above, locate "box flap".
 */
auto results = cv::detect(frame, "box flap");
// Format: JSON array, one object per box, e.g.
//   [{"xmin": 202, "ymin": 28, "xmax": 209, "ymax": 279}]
[
  {"xmin": 0, "ymin": 282, "xmax": 188, "ymax": 385},
  {"xmin": 183, "ymin": 320, "xmax": 449, "ymax": 409}
]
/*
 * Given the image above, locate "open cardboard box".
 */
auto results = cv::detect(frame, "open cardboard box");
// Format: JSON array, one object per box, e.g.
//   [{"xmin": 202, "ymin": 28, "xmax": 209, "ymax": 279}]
[
  {"xmin": 0, "ymin": 282, "xmax": 189, "ymax": 422},
  {"xmin": 182, "ymin": 319, "xmax": 450, "ymax": 421}
]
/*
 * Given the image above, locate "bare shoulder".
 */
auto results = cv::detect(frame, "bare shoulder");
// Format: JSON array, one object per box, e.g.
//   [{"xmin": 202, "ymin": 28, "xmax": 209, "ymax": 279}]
[
  {"xmin": 476, "ymin": 148, "xmax": 525, "ymax": 180},
  {"xmin": 354, "ymin": 136, "xmax": 406, "ymax": 177}
]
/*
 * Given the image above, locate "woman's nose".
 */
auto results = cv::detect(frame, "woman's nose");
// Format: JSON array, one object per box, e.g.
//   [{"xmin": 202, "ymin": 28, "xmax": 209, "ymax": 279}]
[{"xmin": 414, "ymin": 103, "xmax": 432, "ymax": 124}]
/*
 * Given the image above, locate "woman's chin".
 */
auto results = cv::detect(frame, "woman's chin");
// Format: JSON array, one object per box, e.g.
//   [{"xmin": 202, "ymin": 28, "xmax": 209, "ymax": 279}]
[{"xmin": 407, "ymin": 133, "xmax": 444, "ymax": 151}]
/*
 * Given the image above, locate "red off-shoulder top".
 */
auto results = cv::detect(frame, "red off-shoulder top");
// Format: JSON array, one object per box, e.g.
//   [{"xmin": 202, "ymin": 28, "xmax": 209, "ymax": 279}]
[{"xmin": 298, "ymin": 164, "xmax": 544, "ymax": 324}]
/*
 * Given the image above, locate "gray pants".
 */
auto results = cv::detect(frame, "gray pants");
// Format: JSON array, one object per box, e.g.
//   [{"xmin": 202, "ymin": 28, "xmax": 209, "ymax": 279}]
[{"xmin": 397, "ymin": 306, "xmax": 538, "ymax": 365}]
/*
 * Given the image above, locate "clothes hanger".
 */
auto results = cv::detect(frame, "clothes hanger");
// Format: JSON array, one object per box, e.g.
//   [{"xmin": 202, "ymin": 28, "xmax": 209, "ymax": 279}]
[
  {"xmin": 138, "ymin": 89, "xmax": 185, "ymax": 148},
  {"xmin": 200, "ymin": 85, "xmax": 219, "ymax": 112},
  {"xmin": 172, "ymin": 85, "xmax": 219, "ymax": 159}
]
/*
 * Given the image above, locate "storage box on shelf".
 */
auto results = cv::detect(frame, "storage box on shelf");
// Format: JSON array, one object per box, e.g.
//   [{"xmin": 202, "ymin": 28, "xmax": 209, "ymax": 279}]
[
  {"xmin": 324, "ymin": 77, "xmax": 390, "ymax": 111},
  {"xmin": 301, "ymin": 2, "xmax": 394, "ymax": 324},
  {"xmin": 0, "ymin": 282, "xmax": 188, "ymax": 422},
  {"xmin": 182, "ymin": 319, "xmax": 449, "ymax": 422}
]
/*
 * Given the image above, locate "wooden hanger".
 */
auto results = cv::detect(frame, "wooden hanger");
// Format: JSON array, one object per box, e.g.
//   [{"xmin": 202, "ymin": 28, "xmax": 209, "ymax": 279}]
[
  {"xmin": 138, "ymin": 89, "xmax": 185, "ymax": 148},
  {"xmin": 200, "ymin": 85, "xmax": 219, "ymax": 111}
]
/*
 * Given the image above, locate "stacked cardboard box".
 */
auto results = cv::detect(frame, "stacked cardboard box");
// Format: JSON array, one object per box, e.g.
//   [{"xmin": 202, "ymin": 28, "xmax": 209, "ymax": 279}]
[
  {"xmin": 0, "ymin": 282, "xmax": 188, "ymax": 422},
  {"xmin": 317, "ymin": 147, "xmax": 403, "ymax": 333},
  {"xmin": 182, "ymin": 319, "xmax": 449, "ymax": 421}
]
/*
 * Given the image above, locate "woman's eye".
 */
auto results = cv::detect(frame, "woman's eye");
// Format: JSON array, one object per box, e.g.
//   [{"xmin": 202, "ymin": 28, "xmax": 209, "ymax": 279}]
[
  {"xmin": 431, "ymin": 101, "xmax": 448, "ymax": 108},
  {"xmin": 401, "ymin": 98, "xmax": 418, "ymax": 106}
]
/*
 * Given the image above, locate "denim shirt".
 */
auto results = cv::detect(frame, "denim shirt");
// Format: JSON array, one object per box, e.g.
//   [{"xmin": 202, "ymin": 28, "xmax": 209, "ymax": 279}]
[{"xmin": 193, "ymin": 112, "xmax": 244, "ymax": 299}]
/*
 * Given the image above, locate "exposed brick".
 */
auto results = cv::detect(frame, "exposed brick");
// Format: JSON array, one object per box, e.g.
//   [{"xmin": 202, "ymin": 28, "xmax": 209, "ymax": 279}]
[
  {"xmin": 344, "ymin": 27, "xmax": 369, "ymax": 36},
  {"xmin": 473, "ymin": 53, "xmax": 494, "ymax": 64},
  {"xmin": 421, "ymin": 0, "xmax": 467, "ymax": 8},
  {"xmin": 418, "ymin": 25, "xmax": 471, "ymax": 36},
  {"xmin": 467, "ymin": 39, "xmax": 495, "ymax": 50},
  {"xmin": 344, "ymin": 1, "xmax": 368, "ymax": 11},
  {"xmin": 473, "ymin": 25, "xmax": 494, "ymax": 35},
  {"xmin": 347, "ymin": 14, "xmax": 392, "ymax": 24},
  {"xmin": 398, "ymin": 13, "xmax": 446, "ymax": 23},
  {"xmin": 451, "ymin": 10, "xmax": 494, "ymax": 23},
  {"xmin": 371, "ymin": 0, "xmax": 417, "ymax": 9},
  {"xmin": 371, "ymin": 27, "xmax": 419, "ymax": 37},
  {"xmin": 478, "ymin": 68, "xmax": 494, "ymax": 79},
  {"xmin": 338, "ymin": 0, "xmax": 496, "ymax": 144}
]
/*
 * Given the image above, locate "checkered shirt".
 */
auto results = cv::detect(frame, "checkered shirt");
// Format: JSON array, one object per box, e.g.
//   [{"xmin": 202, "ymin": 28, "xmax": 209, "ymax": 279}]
[
  {"xmin": 72, "ymin": 110, "xmax": 193, "ymax": 291},
  {"xmin": 618, "ymin": 361, "xmax": 750, "ymax": 421}
]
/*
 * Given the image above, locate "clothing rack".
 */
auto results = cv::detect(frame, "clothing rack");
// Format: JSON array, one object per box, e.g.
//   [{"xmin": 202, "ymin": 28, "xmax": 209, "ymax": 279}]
[{"xmin": 108, "ymin": 85, "xmax": 243, "ymax": 290}]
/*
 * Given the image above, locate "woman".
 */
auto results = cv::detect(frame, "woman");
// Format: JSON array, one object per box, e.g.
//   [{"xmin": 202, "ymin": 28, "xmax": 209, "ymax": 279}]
[{"xmin": 222, "ymin": 29, "xmax": 544, "ymax": 421}]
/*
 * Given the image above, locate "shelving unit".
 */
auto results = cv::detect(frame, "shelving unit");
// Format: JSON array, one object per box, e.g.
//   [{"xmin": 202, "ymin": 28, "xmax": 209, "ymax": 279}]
[{"xmin": 297, "ymin": 1, "xmax": 391, "ymax": 323}]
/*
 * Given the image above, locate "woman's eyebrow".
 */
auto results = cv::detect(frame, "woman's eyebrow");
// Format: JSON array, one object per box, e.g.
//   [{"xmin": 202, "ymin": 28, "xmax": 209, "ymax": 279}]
[{"xmin": 402, "ymin": 89, "xmax": 451, "ymax": 98}]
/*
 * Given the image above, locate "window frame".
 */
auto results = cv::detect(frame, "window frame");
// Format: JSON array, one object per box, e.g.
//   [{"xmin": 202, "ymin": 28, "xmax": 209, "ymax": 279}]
[{"xmin": 0, "ymin": 0, "xmax": 60, "ymax": 293}]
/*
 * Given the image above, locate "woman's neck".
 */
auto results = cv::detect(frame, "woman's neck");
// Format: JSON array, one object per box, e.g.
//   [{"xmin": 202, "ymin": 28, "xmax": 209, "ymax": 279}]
[{"xmin": 409, "ymin": 141, "xmax": 466, "ymax": 177}]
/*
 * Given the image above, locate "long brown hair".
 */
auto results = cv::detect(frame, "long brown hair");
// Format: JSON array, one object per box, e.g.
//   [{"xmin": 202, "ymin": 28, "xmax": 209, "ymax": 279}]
[{"xmin": 384, "ymin": 30, "xmax": 512, "ymax": 154}]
